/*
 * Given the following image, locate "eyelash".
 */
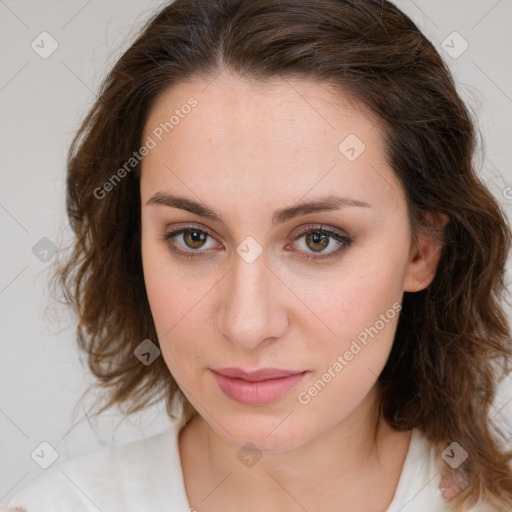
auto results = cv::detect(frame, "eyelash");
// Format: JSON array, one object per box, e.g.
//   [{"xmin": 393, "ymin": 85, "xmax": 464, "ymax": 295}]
[{"xmin": 158, "ymin": 224, "xmax": 354, "ymax": 262}]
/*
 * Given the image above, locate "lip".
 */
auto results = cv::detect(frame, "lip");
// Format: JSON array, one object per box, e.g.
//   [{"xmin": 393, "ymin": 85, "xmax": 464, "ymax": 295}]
[
  {"xmin": 211, "ymin": 367, "xmax": 307, "ymax": 405},
  {"xmin": 213, "ymin": 367, "xmax": 304, "ymax": 381}
]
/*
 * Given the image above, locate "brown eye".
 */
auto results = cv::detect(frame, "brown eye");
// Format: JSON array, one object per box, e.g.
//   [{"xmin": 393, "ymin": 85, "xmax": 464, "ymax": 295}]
[
  {"xmin": 182, "ymin": 229, "xmax": 208, "ymax": 249},
  {"xmin": 292, "ymin": 226, "xmax": 354, "ymax": 262},
  {"xmin": 160, "ymin": 224, "xmax": 353, "ymax": 262},
  {"xmin": 304, "ymin": 232, "xmax": 330, "ymax": 252},
  {"xmin": 160, "ymin": 226, "xmax": 220, "ymax": 259}
]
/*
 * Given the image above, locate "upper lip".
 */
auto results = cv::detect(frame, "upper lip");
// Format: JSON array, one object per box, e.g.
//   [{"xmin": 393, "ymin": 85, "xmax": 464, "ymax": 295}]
[{"xmin": 212, "ymin": 367, "xmax": 305, "ymax": 381}]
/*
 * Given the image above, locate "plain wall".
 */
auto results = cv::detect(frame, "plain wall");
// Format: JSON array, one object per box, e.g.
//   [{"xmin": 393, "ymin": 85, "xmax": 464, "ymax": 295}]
[{"xmin": 1, "ymin": 0, "xmax": 511, "ymax": 502}]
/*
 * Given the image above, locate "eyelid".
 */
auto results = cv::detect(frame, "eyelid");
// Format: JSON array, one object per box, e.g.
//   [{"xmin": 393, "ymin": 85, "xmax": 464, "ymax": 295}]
[{"xmin": 292, "ymin": 223, "xmax": 350, "ymax": 241}]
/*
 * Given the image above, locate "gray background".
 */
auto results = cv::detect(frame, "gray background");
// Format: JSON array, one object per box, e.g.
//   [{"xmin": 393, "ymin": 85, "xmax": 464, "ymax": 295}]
[{"xmin": 1, "ymin": 0, "xmax": 512, "ymax": 502}]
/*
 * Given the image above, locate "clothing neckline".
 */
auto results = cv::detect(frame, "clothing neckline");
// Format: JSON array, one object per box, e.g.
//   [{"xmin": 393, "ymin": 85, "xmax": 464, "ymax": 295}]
[
  {"xmin": 159, "ymin": 418, "xmax": 438, "ymax": 511},
  {"xmin": 383, "ymin": 427, "xmax": 432, "ymax": 511}
]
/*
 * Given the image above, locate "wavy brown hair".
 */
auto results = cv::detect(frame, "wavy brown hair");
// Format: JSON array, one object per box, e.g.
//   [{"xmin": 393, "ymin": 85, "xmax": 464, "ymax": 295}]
[{"xmin": 50, "ymin": 0, "xmax": 512, "ymax": 509}]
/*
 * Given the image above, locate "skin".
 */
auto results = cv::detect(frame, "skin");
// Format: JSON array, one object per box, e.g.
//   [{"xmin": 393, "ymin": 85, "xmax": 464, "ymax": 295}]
[{"xmin": 139, "ymin": 70, "xmax": 448, "ymax": 512}]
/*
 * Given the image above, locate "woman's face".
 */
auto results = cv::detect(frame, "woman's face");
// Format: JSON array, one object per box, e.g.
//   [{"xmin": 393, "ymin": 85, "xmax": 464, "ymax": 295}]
[{"xmin": 140, "ymin": 72, "xmax": 435, "ymax": 451}]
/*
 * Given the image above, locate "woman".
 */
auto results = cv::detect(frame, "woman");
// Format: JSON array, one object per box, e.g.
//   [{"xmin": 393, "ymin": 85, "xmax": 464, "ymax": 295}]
[{"xmin": 7, "ymin": 0, "xmax": 512, "ymax": 510}]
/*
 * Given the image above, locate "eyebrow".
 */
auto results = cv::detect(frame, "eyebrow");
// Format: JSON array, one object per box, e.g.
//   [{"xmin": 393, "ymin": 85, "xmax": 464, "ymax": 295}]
[{"xmin": 145, "ymin": 192, "xmax": 373, "ymax": 227}]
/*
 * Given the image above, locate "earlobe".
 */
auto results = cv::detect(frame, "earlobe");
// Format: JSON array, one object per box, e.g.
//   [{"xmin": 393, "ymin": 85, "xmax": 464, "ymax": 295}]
[{"xmin": 404, "ymin": 211, "xmax": 449, "ymax": 293}]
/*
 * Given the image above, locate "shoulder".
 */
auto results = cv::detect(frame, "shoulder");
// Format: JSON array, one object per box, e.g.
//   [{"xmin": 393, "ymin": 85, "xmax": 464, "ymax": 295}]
[
  {"xmin": 443, "ymin": 370, "xmax": 512, "ymax": 512},
  {"xmin": 6, "ymin": 426, "xmax": 180, "ymax": 512}
]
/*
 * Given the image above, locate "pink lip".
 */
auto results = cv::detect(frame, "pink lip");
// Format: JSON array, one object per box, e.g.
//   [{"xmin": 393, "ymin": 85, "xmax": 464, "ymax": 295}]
[{"xmin": 211, "ymin": 367, "xmax": 307, "ymax": 405}]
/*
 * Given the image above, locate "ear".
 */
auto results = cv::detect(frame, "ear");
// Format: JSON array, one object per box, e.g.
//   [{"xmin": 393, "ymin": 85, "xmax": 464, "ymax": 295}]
[{"xmin": 404, "ymin": 210, "xmax": 449, "ymax": 293}]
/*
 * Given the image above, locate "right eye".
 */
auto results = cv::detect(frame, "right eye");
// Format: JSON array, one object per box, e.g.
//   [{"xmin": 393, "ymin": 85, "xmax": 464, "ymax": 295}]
[{"xmin": 159, "ymin": 226, "xmax": 222, "ymax": 259}]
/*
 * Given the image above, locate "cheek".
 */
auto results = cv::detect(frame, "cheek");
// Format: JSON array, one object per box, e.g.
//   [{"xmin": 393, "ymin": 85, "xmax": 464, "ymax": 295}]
[
  {"xmin": 141, "ymin": 240, "xmax": 172, "ymax": 329},
  {"xmin": 141, "ymin": 239, "xmax": 211, "ymax": 379},
  {"xmin": 298, "ymin": 238, "xmax": 407, "ymax": 385},
  {"xmin": 142, "ymin": 239, "xmax": 181, "ymax": 351},
  {"xmin": 142, "ymin": 231, "xmax": 195, "ymax": 329},
  {"xmin": 295, "ymin": 271, "xmax": 403, "ymax": 419}
]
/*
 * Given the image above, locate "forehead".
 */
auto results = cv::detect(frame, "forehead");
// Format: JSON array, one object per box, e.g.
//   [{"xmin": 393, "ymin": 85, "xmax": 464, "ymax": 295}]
[
  {"xmin": 143, "ymin": 71, "xmax": 378, "ymax": 148},
  {"xmin": 140, "ymin": 71, "xmax": 403, "ymax": 214}
]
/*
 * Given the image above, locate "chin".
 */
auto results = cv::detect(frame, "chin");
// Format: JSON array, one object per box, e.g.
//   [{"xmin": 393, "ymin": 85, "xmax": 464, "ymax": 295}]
[{"xmin": 209, "ymin": 408, "xmax": 314, "ymax": 452}]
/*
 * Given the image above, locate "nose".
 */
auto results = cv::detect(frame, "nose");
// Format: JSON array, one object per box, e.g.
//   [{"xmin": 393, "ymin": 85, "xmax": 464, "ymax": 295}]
[{"xmin": 216, "ymin": 249, "xmax": 289, "ymax": 351}]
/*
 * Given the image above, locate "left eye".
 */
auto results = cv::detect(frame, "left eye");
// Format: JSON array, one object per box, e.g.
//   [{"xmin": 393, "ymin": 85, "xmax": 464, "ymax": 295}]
[
  {"xmin": 160, "ymin": 225, "xmax": 353, "ymax": 261},
  {"xmin": 290, "ymin": 226, "xmax": 353, "ymax": 261}
]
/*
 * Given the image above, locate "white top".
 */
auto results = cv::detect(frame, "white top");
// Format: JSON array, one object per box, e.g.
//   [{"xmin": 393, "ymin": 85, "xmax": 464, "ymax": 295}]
[{"xmin": 4, "ymin": 415, "xmax": 507, "ymax": 512}]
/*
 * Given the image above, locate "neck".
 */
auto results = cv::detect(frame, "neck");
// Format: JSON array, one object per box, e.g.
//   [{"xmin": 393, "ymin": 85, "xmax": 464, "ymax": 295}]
[{"xmin": 179, "ymin": 383, "xmax": 411, "ymax": 512}]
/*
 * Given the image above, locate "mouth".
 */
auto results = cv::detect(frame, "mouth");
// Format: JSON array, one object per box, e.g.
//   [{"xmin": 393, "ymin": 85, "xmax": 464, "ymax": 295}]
[{"xmin": 210, "ymin": 367, "xmax": 307, "ymax": 405}]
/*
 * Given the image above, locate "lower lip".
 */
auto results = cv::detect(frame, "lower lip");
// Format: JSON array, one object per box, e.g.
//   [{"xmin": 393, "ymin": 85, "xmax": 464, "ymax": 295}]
[{"xmin": 212, "ymin": 371, "xmax": 307, "ymax": 406}]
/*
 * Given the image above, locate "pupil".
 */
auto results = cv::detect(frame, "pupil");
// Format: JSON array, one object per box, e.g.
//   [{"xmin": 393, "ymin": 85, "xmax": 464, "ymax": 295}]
[
  {"xmin": 307, "ymin": 232, "xmax": 328, "ymax": 252},
  {"xmin": 186, "ymin": 230, "xmax": 206, "ymax": 248}
]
